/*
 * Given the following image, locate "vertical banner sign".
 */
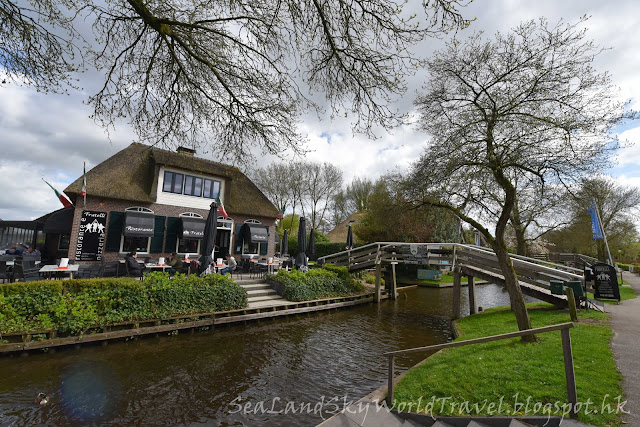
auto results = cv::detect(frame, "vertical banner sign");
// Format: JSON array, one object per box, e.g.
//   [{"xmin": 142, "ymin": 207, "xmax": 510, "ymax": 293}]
[
  {"xmin": 587, "ymin": 199, "xmax": 603, "ymax": 241},
  {"xmin": 76, "ymin": 211, "xmax": 107, "ymax": 261},
  {"xmin": 592, "ymin": 263, "xmax": 621, "ymax": 301}
]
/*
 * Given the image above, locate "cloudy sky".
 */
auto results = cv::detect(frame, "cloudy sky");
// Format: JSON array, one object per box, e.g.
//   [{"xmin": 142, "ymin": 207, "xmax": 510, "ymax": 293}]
[{"xmin": 1, "ymin": 0, "xmax": 639, "ymax": 220}]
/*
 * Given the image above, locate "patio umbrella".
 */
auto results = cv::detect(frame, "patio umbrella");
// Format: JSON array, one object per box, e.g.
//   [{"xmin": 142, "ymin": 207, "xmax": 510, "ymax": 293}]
[
  {"xmin": 308, "ymin": 228, "xmax": 316, "ymax": 261},
  {"xmin": 295, "ymin": 217, "xmax": 307, "ymax": 269},
  {"xmin": 281, "ymin": 229, "xmax": 288, "ymax": 257},
  {"xmin": 198, "ymin": 202, "xmax": 218, "ymax": 274},
  {"xmin": 346, "ymin": 223, "xmax": 354, "ymax": 250}
]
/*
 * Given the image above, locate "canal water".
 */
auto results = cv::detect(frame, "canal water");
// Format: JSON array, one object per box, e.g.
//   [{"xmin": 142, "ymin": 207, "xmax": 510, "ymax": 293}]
[{"xmin": 0, "ymin": 284, "xmax": 524, "ymax": 426}]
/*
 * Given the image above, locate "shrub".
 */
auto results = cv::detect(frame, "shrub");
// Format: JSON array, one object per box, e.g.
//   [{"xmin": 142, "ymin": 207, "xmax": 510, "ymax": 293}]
[
  {"xmin": 0, "ymin": 273, "xmax": 247, "ymax": 334},
  {"xmin": 268, "ymin": 267, "xmax": 364, "ymax": 301},
  {"xmin": 616, "ymin": 263, "xmax": 630, "ymax": 271},
  {"xmin": 363, "ymin": 274, "xmax": 384, "ymax": 286}
]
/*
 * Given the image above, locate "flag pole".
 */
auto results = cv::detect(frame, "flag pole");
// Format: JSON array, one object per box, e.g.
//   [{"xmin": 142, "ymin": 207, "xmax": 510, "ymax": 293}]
[
  {"xmin": 594, "ymin": 202, "xmax": 613, "ymax": 265},
  {"xmin": 83, "ymin": 161, "xmax": 87, "ymax": 210}
]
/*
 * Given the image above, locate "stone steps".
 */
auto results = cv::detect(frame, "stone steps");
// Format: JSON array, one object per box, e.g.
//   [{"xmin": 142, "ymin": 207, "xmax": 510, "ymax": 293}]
[{"xmin": 238, "ymin": 280, "xmax": 288, "ymax": 308}]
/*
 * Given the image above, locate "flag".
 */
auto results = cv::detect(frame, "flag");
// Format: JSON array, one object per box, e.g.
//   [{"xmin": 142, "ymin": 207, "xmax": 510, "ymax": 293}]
[
  {"xmin": 587, "ymin": 199, "xmax": 603, "ymax": 241},
  {"xmin": 216, "ymin": 195, "xmax": 228, "ymax": 219},
  {"xmin": 80, "ymin": 161, "xmax": 87, "ymax": 197},
  {"xmin": 43, "ymin": 178, "xmax": 73, "ymax": 209},
  {"xmin": 277, "ymin": 204, "xmax": 285, "ymax": 219}
]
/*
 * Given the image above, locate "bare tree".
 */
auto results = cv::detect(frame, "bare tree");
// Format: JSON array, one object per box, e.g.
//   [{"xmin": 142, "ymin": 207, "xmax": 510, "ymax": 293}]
[
  {"xmin": 251, "ymin": 163, "xmax": 292, "ymax": 215},
  {"xmin": 2, "ymin": 0, "xmax": 471, "ymax": 161},
  {"xmin": 329, "ymin": 190, "xmax": 350, "ymax": 228},
  {"xmin": 300, "ymin": 162, "xmax": 343, "ymax": 230},
  {"xmin": 508, "ymin": 180, "xmax": 570, "ymax": 256},
  {"xmin": 0, "ymin": 0, "xmax": 81, "ymax": 92},
  {"xmin": 409, "ymin": 18, "xmax": 634, "ymax": 339}
]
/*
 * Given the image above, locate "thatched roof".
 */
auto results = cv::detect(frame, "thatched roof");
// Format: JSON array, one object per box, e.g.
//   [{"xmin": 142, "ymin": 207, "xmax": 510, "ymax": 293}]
[
  {"xmin": 326, "ymin": 212, "xmax": 365, "ymax": 244},
  {"xmin": 65, "ymin": 143, "xmax": 278, "ymax": 218}
]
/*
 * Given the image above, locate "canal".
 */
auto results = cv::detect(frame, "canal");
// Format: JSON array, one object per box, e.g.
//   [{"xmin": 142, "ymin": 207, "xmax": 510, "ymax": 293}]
[{"xmin": 0, "ymin": 284, "xmax": 527, "ymax": 425}]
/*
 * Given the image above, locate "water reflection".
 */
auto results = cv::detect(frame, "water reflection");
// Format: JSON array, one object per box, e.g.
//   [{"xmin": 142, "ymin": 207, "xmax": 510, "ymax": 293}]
[{"xmin": 0, "ymin": 284, "xmax": 525, "ymax": 426}]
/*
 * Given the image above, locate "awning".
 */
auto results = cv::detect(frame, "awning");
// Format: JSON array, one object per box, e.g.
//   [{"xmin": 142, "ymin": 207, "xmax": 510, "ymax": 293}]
[
  {"xmin": 179, "ymin": 217, "xmax": 205, "ymax": 239},
  {"xmin": 43, "ymin": 208, "xmax": 74, "ymax": 234},
  {"xmin": 243, "ymin": 224, "xmax": 268, "ymax": 243},
  {"xmin": 123, "ymin": 211, "xmax": 154, "ymax": 237}
]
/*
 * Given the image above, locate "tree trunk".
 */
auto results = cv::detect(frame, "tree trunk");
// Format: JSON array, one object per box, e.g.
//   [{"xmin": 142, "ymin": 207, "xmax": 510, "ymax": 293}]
[
  {"xmin": 489, "ymin": 138, "xmax": 536, "ymax": 342},
  {"xmin": 493, "ymin": 238, "xmax": 536, "ymax": 342},
  {"xmin": 510, "ymin": 201, "xmax": 528, "ymax": 256},
  {"xmin": 514, "ymin": 225, "xmax": 528, "ymax": 257}
]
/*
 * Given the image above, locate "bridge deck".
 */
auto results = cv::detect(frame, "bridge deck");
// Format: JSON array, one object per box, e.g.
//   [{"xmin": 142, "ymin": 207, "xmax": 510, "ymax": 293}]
[{"xmin": 460, "ymin": 265, "xmax": 568, "ymax": 308}]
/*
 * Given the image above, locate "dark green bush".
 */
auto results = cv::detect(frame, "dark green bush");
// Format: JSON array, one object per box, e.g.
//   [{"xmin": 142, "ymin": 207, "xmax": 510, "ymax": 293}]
[
  {"xmin": 267, "ymin": 267, "xmax": 364, "ymax": 301},
  {"xmin": 616, "ymin": 263, "xmax": 630, "ymax": 271},
  {"xmin": 0, "ymin": 273, "xmax": 247, "ymax": 334}
]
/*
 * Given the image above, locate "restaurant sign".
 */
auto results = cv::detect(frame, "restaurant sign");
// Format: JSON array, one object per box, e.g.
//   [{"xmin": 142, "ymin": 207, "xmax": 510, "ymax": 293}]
[
  {"xmin": 76, "ymin": 210, "xmax": 107, "ymax": 261},
  {"xmin": 591, "ymin": 263, "xmax": 620, "ymax": 301}
]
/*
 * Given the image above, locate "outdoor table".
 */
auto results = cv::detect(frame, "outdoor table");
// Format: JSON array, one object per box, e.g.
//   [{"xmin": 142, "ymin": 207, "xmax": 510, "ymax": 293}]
[
  {"xmin": 39, "ymin": 264, "xmax": 80, "ymax": 279},
  {"xmin": 145, "ymin": 263, "xmax": 169, "ymax": 272},
  {"xmin": 257, "ymin": 261, "xmax": 277, "ymax": 274},
  {"xmin": 213, "ymin": 263, "xmax": 228, "ymax": 274}
]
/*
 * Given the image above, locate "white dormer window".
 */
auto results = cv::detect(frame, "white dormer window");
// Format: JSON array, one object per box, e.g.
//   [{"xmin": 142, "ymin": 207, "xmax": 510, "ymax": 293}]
[{"xmin": 162, "ymin": 170, "xmax": 221, "ymax": 200}]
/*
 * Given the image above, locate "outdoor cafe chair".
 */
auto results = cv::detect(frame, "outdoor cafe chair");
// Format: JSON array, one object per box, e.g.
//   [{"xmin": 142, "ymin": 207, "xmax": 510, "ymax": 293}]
[
  {"xmin": 0, "ymin": 261, "xmax": 8, "ymax": 283},
  {"xmin": 11, "ymin": 264, "xmax": 40, "ymax": 282}
]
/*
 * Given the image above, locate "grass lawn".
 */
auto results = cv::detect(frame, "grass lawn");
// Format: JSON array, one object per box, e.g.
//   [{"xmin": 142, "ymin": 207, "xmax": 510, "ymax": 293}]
[
  {"xmin": 393, "ymin": 304, "xmax": 624, "ymax": 426},
  {"xmin": 413, "ymin": 274, "xmax": 468, "ymax": 285},
  {"xmin": 587, "ymin": 284, "xmax": 637, "ymax": 305}
]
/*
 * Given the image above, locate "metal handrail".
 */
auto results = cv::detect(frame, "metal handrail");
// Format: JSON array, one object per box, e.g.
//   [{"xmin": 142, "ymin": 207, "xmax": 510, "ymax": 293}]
[{"xmin": 384, "ymin": 322, "xmax": 578, "ymax": 418}]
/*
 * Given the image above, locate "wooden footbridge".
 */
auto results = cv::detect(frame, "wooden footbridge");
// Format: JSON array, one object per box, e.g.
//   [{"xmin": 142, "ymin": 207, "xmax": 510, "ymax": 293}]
[{"xmin": 318, "ymin": 242, "xmax": 587, "ymax": 317}]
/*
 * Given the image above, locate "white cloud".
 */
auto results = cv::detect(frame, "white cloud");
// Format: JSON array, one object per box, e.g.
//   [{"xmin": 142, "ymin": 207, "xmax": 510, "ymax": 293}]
[
  {"xmin": 3, "ymin": 0, "xmax": 640, "ymax": 219},
  {"xmin": 615, "ymin": 126, "xmax": 640, "ymax": 167}
]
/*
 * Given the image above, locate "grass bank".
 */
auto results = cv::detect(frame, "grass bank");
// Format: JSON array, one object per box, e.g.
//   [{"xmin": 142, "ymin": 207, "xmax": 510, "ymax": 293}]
[{"xmin": 393, "ymin": 304, "xmax": 623, "ymax": 426}]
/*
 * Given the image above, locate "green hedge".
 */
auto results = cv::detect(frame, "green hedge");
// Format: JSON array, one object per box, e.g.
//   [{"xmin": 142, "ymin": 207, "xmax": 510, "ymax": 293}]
[
  {"xmin": 0, "ymin": 272, "xmax": 247, "ymax": 334},
  {"xmin": 267, "ymin": 267, "xmax": 364, "ymax": 301}
]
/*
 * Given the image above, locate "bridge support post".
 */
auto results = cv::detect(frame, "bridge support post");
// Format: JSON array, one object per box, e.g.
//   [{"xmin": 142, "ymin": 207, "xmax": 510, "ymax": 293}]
[
  {"xmin": 375, "ymin": 263, "xmax": 382, "ymax": 303},
  {"xmin": 468, "ymin": 275, "xmax": 476, "ymax": 315},
  {"xmin": 390, "ymin": 262, "xmax": 397, "ymax": 300},
  {"xmin": 452, "ymin": 267, "xmax": 461, "ymax": 319}
]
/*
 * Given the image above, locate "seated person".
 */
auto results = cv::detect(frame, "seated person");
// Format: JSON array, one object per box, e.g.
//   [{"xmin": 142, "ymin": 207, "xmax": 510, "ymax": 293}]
[
  {"xmin": 23, "ymin": 247, "xmax": 41, "ymax": 256},
  {"xmin": 220, "ymin": 254, "xmax": 237, "ymax": 276},
  {"xmin": 167, "ymin": 252, "xmax": 183, "ymax": 274},
  {"xmin": 5, "ymin": 246, "xmax": 22, "ymax": 256},
  {"xmin": 124, "ymin": 252, "xmax": 145, "ymax": 277}
]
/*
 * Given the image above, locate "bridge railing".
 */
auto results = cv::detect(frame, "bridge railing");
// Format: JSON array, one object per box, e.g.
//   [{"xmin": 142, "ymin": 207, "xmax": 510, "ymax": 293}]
[
  {"xmin": 383, "ymin": 322, "xmax": 578, "ymax": 418},
  {"xmin": 319, "ymin": 243, "xmax": 585, "ymax": 285},
  {"xmin": 455, "ymin": 245, "xmax": 584, "ymax": 286}
]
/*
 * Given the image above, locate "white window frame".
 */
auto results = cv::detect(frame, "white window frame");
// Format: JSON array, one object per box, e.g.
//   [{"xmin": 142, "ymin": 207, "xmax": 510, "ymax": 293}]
[
  {"xmin": 119, "ymin": 207, "xmax": 155, "ymax": 254},
  {"xmin": 159, "ymin": 167, "xmax": 224, "ymax": 201}
]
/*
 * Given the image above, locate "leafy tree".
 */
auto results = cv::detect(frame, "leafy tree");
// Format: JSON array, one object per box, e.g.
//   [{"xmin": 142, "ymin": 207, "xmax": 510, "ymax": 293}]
[
  {"xmin": 2, "ymin": 0, "xmax": 471, "ymax": 161},
  {"xmin": 407, "ymin": 18, "xmax": 634, "ymax": 338},
  {"xmin": 356, "ymin": 177, "xmax": 458, "ymax": 244},
  {"xmin": 548, "ymin": 178, "xmax": 640, "ymax": 261},
  {"xmin": 346, "ymin": 176, "xmax": 374, "ymax": 213}
]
